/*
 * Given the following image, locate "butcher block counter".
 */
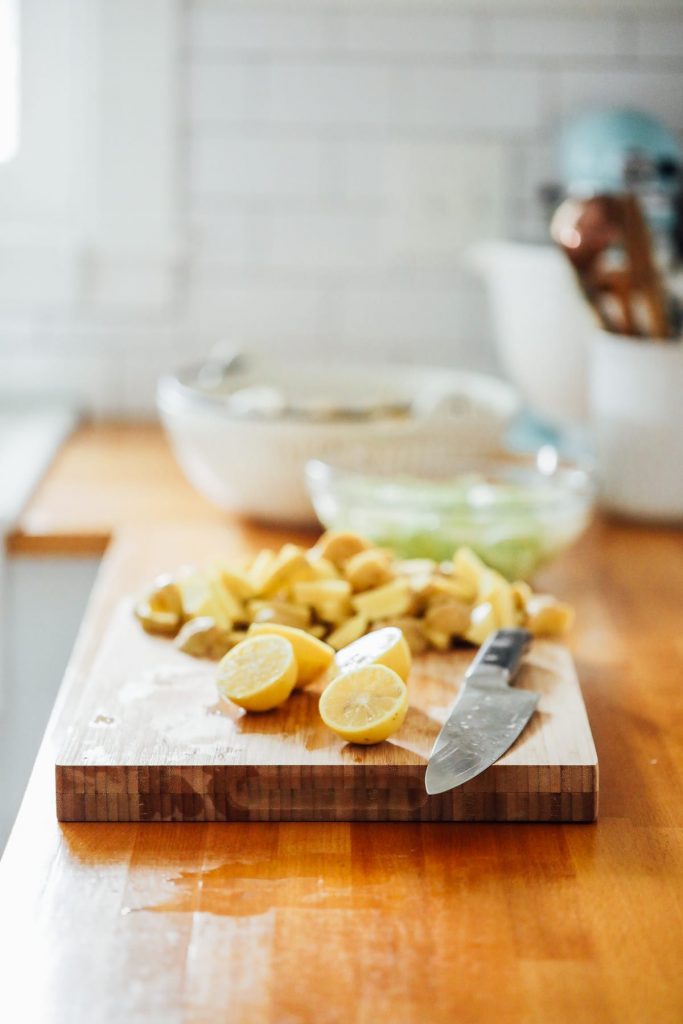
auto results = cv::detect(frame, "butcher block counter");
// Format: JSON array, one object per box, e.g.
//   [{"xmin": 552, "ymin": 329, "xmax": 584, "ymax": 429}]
[{"xmin": 1, "ymin": 423, "xmax": 683, "ymax": 1023}]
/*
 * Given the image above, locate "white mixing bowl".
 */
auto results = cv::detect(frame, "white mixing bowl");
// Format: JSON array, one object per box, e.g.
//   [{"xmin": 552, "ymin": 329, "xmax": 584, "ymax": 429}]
[{"xmin": 157, "ymin": 357, "xmax": 520, "ymax": 526}]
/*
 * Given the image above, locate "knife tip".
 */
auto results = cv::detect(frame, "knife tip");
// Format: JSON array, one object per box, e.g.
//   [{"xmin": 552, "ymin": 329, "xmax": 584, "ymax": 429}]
[{"xmin": 424, "ymin": 766, "xmax": 447, "ymax": 797}]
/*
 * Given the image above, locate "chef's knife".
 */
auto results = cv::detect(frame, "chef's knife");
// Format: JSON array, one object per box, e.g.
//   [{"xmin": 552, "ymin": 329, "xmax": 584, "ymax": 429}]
[{"xmin": 425, "ymin": 628, "xmax": 537, "ymax": 795}]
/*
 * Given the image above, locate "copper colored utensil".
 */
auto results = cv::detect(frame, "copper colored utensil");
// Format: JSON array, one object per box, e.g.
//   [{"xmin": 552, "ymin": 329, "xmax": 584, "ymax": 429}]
[{"xmin": 551, "ymin": 193, "xmax": 672, "ymax": 339}]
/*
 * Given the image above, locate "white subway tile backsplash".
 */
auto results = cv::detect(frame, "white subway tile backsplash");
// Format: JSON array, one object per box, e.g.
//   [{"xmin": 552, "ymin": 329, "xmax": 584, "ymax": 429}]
[
  {"xmin": 0, "ymin": 350, "xmax": 123, "ymax": 417},
  {"xmin": 488, "ymin": 14, "xmax": 620, "ymax": 59},
  {"xmin": 635, "ymin": 17, "xmax": 683, "ymax": 61},
  {"xmin": 407, "ymin": 66, "xmax": 542, "ymax": 135},
  {"xmin": 189, "ymin": 210, "xmax": 260, "ymax": 269},
  {"xmin": 189, "ymin": 4, "xmax": 332, "ymax": 55},
  {"xmin": 2, "ymin": 1, "xmax": 683, "ymax": 417},
  {"xmin": 188, "ymin": 61, "xmax": 260, "ymax": 125},
  {"xmin": 556, "ymin": 67, "xmax": 683, "ymax": 135},
  {"xmin": 191, "ymin": 136, "xmax": 327, "ymax": 199},
  {"xmin": 262, "ymin": 63, "xmax": 399, "ymax": 129},
  {"xmin": 338, "ymin": 140, "xmax": 508, "ymax": 250},
  {"xmin": 184, "ymin": 278, "xmax": 323, "ymax": 351},
  {"xmin": 259, "ymin": 139, "xmax": 509, "ymax": 276},
  {"xmin": 122, "ymin": 351, "xmax": 183, "ymax": 418},
  {"xmin": 266, "ymin": 209, "xmax": 388, "ymax": 273},
  {"xmin": 508, "ymin": 140, "xmax": 558, "ymax": 229},
  {"xmin": 188, "ymin": 4, "xmax": 476, "ymax": 60},
  {"xmin": 339, "ymin": 140, "xmax": 500, "ymax": 200},
  {"xmin": 0, "ymin": 241, "xmax": 80, "ymax": 309},
  {"xmin": 338, "ymin": 11, "xmax": 474, "ymax": 57},
  {"xmin": 336, "ymin": 278, "xmax": 492, "ymax": 362}
]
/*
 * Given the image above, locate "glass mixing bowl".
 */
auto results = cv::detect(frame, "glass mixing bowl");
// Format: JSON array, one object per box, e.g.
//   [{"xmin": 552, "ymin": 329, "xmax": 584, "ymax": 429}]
[{"xmin": 305, "ymin": 446, "xmax": 595, "ymax": 580}]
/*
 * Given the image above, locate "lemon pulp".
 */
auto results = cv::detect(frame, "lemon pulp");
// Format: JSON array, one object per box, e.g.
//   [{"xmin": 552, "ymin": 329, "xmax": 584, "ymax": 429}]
[
  {"xmin": 217, "ymin": 634, "xmax": 297, "ymax": 712},
  {"xmin": 319, "ymin": 664, "xmax": 408, "ymax": 744}
]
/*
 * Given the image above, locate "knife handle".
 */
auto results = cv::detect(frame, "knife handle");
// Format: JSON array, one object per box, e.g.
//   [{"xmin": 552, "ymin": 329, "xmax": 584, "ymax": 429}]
[{"xmin": 466, "ymin": 628, "xmax": 532, "ymax": 683}]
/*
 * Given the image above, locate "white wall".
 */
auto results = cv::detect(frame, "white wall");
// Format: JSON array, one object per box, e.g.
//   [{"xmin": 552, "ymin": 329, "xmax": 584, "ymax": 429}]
[{"xmin": 0, "ymin": 1, "xmax": 682, "ymax": 416}]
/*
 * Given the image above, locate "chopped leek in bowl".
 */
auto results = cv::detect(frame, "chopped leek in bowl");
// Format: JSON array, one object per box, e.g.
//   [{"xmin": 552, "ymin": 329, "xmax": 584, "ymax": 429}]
[{"xmin": 305, "ymin": 447, "xmax": 594, "ymax": 580}]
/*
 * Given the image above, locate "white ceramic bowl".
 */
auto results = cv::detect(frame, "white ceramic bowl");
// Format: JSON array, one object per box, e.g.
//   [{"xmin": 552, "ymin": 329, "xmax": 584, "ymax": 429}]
[{"xmin": 157, "ymin": 357, "xmax": 520, "ymax": 526}]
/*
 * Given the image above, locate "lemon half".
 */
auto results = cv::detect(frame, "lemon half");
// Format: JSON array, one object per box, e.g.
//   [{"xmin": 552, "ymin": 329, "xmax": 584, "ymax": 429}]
[
  {"xmin": 247, "ymin": 622, "xmax": 334, "ymax": 687},
  {"xmin": 217, "ymin": 634, "xmax": 296, "ymax": 712},
  {"xmin": 319, "ymin": 664, "xmax": 408, "ymax": 745},
  {"xmin": 333, "ymin": 625, "xmax": 412, "ymax": 683}
]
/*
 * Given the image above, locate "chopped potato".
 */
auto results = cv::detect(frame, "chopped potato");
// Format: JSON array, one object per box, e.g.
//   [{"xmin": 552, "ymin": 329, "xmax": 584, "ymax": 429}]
[
  {"xmin": 209, "ymin": 574, "xmax": 246, "ymax": 623},
  {"xmin": 452, "ymin": 548, "xmax": 484, "ymax": 602},
  {"xmin": 305, "ymin": 555, "xmax": 339, "ymax": 581},
  {"xmin": 134, "ymin": 576, "xmax": 183, "ymax": 636},
  {"xmin": 147, "ymin": 576, "xmax": 183, "ymax": 616},
  {"xmin": 488, "ymin": 583, "xmax": 519, "ymax": 630},
  {"xmin": 412, "ymin": 574, "xmax": 474, "ymax": 607},
  {"xmin": 134, "ymin": 534, "xmax": 574, "ymax": 658},
  {"xmin": 292, "ymin": 579, "xmax": 352, "ymax": 603},
  {"xmin": 394, "ymin": 558, "xmax": 438, "ymax": 577},
  {"xmin": 174, "ymin": 617, "xmax": 236, "ymax": 659},
  {"xmin": 511, "ymin": 580, "xmax": 533, "ymax": 613},
  {"xmin": 179, "ymin": 575, "xmax": 232, "ymax": 630},
  {"xmin": 352, "ymin": 578, "xmax": 411, "ymax": 620},
  {"xmin": 374, "ymin": 616, "xmax": 428, "ymax": 656},
  {"xmin": 135, "ymin": 601, "xmax": 181, "ymax": 637},
  {"xmin": 525, "ymin": 596, "xmax": 575, "ymax": 636},
  {"xmin": 326, "ymin": 613, "xmax": 368, "ymax": 650},
  {"xmin": 465, "ymin": 601, "xmax": 498, "ymax": 646},
  {"xmin": 476, "ymin": 567, "xmax": 508, "ymax": 603},
  {"xmin": 292, "ymin": 579, "xmax": 353, "ymax": 623},
  {"xmin": 421, "ymin": 624, "xmax": 451, "ymax": 651},
  {"xmin": 214, "ymin": 564, "xmax": 255, "ymax": 601},
  {"xmin": 249, "ymin": 599, "xmax": 311, "ymax": 629},
  {"xmin": 315, "ymin": 598, "xmax": 354, "ymax": 625},
  {"xmin": 423, "ymin": 598, "xmax": 470, "ymax": 638},
  {"xmin": 259, "ymin": 544, "xmax": 315, "ymax": 596},
  {"xmin": 311, "ymin": 530, "xmax": 369, "ymax": 568},
  {"xmin": 248, "ymin": 549, "xmax": 277, "ymax": 592},
  {"xmin": 345, "ymin": 548, "xmax": 394, "ymax": 592}
]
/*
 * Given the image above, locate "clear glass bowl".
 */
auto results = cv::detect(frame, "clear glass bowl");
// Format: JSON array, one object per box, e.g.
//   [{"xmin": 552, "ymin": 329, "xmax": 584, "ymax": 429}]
[{"xmin": 305, "ymin": 447, "xmax": 595, "ymax": 580}]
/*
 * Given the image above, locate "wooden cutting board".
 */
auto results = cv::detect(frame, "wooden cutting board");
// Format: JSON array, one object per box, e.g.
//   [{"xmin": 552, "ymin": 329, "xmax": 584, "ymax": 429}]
[{"xmin": 56, "ymin": 599, "xmax": 598, "ymax": 824}]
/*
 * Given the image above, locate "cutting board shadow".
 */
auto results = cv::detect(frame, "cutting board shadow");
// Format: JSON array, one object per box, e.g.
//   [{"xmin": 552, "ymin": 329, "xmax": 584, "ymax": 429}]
[{"xmin": 56, "ymin": 602, "xmax": 598, "ymax": 824}]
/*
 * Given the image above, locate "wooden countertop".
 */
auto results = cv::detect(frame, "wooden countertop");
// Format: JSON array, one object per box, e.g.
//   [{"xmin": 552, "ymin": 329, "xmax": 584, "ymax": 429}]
[
  {"xmin": 1, "ymin": 424, "xmax": 683, "ymax": 1022},
  {"xmin": 7, "ymin": 422, "xmax": 229, "ymax": 556}
]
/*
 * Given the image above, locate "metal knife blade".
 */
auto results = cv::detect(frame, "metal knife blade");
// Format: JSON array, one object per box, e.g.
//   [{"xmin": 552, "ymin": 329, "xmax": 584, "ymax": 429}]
[{"xmin": 425, "ymin": 628, "xmax": 538, "ymax": 796}]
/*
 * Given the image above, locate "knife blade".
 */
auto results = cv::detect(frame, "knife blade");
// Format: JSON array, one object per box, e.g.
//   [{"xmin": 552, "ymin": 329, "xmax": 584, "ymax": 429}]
[{"xmin": 425, "ymin": 628, "xmax": 538, "ymax": 796}]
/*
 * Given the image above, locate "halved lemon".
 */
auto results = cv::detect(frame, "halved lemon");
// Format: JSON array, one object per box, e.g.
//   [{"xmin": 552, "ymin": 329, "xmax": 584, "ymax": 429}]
[
  {"xmin": 217, "ymin": 634, "xmax": 296, "ymax": 712},
  {"xmin": 333, "ymin": 625, "xmax": 412, "ymax": 683},
  {"xmin": 246, "ymin": 622, "xmax": 334, "ymax": 687},
  {"xmin": 319, "ymin": 664, "xmax": 408, "ymax": 745}
]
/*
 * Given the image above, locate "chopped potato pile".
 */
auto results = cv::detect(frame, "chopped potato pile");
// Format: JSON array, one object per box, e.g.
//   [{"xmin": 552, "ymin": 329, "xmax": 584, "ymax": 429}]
[{"xmin": 134, "ymin": 529, "xmax": 573, "ymax": 660}]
